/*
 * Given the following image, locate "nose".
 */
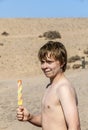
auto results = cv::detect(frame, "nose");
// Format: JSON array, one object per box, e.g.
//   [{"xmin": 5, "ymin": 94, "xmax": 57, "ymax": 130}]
[{"xmin": 41, "ymin": 62, "xmax": 47, "ymax": 70}]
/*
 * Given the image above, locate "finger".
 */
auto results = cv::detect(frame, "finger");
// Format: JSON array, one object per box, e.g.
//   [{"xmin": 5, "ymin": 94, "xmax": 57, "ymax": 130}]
[
  {"xmin": 17, "ymin": 114, "xmax": 23, "ymax": 118},
  {"xmin": 17, "ymin": 111, "xmax": 23, "ymax": 115},
  {"xmin": 17, "ymin": 116, "xmax": 23, "ymax": 121},
  {"xmin": 19, "ymin": 105, "xmax": 24, "ymax": 109},
  {"xmin": 17, "ymin": 113, "xmax": 24, "ymax": 120},
  {"xmin": 17, "ymin": 107, "xmax": 24, "ymax": 112}
]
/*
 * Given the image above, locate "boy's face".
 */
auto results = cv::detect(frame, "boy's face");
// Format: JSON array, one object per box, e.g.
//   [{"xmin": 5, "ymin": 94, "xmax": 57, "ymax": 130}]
[{"xmin": 40, "ymin": 53, "xmax": 62, "ymax": 79}]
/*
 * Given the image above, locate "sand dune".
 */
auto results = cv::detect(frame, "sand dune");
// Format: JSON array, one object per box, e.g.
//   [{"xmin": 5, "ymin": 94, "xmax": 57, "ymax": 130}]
[{"xmin": 0, "ymin": 18, "xmax": 88, "ymax": 130}]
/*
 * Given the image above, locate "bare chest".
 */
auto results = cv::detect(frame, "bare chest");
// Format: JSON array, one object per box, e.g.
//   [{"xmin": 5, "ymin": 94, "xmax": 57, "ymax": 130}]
[{"xmin": 42, "ymin": 86, "xmax": 60, "ymax": 110}]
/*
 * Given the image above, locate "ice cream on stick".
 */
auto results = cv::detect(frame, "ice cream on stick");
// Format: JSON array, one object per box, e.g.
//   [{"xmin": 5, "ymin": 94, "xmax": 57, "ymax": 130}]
[{"xmin": 18, "ymin": 80, "xmax": 23, "ymax": 106}]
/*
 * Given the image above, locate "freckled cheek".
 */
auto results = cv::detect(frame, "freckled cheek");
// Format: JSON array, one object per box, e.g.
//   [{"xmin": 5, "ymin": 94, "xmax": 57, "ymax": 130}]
[
  {"xmin": 53, "ymin": 66, "xmax": 60, "ymax": 73},
  {"xmin": 55, "ymin": 67, "xmax": 61, "ymax": 74}
]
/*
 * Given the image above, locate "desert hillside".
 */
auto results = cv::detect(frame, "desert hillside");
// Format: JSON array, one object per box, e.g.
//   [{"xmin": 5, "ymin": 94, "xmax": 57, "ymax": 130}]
[{"xmin": 0, "ymin": 18, "xmax": 88, "ymax": 79}]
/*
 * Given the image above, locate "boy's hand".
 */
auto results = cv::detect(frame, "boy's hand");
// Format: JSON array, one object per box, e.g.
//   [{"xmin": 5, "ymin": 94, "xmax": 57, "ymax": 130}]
[{"xmin": 17, "ymin": 106, "xmax": 30, "ymax": 121}]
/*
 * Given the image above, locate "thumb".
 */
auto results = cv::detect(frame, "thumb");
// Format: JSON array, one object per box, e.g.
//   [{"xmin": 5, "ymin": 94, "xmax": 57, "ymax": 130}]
[{"xmin": 18, "ymin": 105, "xmax": 24, "ymax": 111}]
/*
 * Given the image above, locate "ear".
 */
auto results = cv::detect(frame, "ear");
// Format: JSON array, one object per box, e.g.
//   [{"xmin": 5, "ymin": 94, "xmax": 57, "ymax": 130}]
[{"xmin": 60, "ymin": 62, "xmax": 65, "ymax": 68}]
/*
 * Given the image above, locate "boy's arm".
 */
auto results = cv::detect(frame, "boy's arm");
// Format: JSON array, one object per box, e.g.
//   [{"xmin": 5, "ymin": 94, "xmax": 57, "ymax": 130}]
[
  {"xmin": 28, "ymin": 113, "xmax": 42, "ymax": 127},
  {"xmin": 58, "ymin": 85, "xmax": 81, "ymax": 130}
]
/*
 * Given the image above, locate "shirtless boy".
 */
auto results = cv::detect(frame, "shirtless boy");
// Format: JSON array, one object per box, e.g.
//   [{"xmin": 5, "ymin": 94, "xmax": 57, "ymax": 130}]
[{"xmin": 17, "ymin": 41, "xmax": 81, "ymax": 130}]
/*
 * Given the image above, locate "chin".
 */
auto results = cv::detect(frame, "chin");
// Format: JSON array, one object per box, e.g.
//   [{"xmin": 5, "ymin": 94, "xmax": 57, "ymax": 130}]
[{"xmin": 45, "ymin": 74, "xmax": 54, "ymax": 78}]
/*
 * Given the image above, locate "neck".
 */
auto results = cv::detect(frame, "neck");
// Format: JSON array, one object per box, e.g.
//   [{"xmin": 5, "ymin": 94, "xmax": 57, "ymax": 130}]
[{"xmin": 50, "ymin": 72, "xmax": 64, "ymax": 85}]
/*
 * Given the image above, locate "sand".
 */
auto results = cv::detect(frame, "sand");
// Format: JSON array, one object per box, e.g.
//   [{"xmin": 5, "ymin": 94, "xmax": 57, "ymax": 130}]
[{"xmin": 0, "ymin": 18, "xmax": 88, "ymax": 130}]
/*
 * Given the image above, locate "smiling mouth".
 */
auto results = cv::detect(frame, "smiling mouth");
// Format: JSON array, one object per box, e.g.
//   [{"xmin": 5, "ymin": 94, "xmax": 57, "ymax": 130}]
[{"xmin": 44, "ymin": 71, "xmax": 51, "ymax": 74}]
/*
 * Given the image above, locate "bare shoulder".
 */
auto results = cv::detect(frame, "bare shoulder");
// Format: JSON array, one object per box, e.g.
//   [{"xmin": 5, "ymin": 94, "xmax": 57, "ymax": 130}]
[{"xmin": 57, "ymin": 78, "xmax": 78, "ymax": 105}]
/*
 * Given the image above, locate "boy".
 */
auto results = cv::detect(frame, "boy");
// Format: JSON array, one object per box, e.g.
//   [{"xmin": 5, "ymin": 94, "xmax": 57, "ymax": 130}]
[{"xmin": 17, "ymin": 41, "xmax": 81, "ymax": 130}]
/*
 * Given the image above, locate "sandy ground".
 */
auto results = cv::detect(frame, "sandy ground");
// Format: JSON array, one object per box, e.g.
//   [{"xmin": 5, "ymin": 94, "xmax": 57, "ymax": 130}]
[
  {"xmin": 0, "ymin": 18, "xmax": 88, "ymax": 130},
  {"xmin": 0, "ymin": 69, "xmax": 88, "ymax": 130}
]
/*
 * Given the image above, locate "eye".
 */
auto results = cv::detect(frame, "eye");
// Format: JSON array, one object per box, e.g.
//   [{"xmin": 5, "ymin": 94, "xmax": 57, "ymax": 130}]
[
  {"xmin": 40, "ymin": 60, "xmax": 45, "ymax": 64},
  {"xmin": 47, "ymin": 61, "xmax": 53, "ymax": 64}
]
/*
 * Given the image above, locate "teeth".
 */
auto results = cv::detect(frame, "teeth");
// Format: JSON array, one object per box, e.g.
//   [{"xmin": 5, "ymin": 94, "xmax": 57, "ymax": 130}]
[
  {"xmin": 45, "ymin": 70, "xmax": 49, "ymax": 72},
  {"xmin": 45, "ymin": 70, "xmax": 51, "ymax": 72}
]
